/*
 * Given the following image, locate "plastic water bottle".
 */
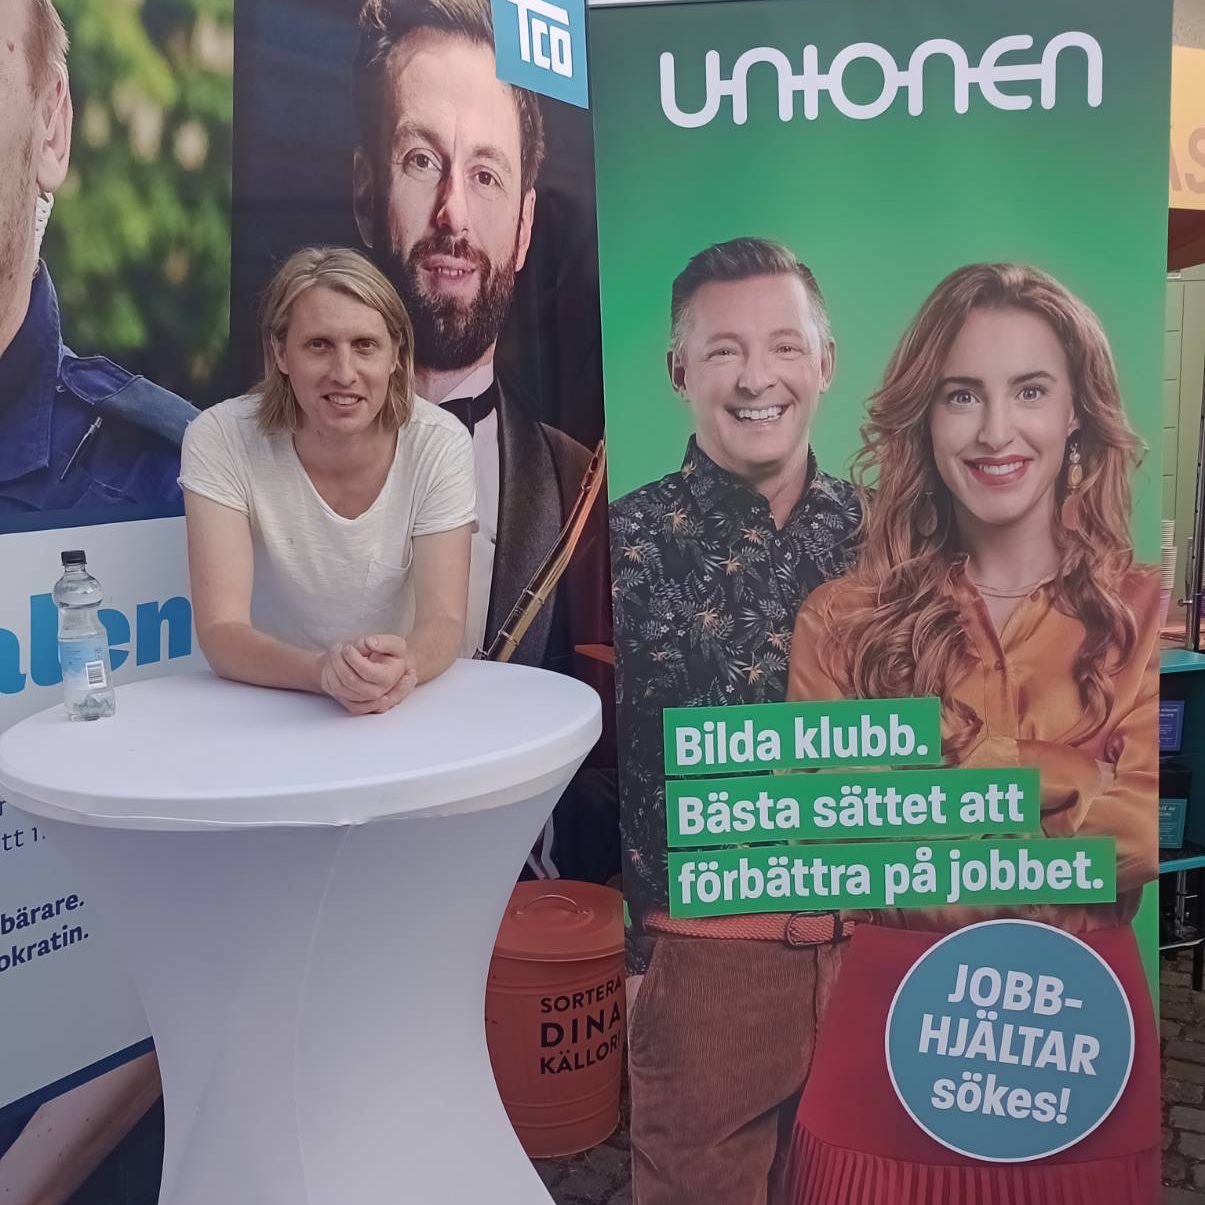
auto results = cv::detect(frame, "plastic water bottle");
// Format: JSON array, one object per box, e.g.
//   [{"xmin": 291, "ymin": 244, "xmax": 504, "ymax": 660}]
[{"xmin": 53, "ymin": 551, "xmax": 116, "ymax": 721}]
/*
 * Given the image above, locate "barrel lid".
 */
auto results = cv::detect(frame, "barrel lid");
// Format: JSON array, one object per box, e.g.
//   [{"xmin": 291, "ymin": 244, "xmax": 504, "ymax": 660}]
[{"xmin": 493, "ymin": 881, "xmax": 625, "ymax": 963}]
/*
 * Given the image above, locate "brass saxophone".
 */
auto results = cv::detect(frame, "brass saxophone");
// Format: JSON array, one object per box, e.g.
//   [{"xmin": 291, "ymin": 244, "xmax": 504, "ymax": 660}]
[{"xmin": 479, "ymin": 438, "xmax": 607, "ymax": 663}]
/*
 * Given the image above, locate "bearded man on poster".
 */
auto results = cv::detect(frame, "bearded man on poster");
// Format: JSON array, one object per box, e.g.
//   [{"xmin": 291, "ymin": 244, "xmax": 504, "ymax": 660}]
[
  {"xmin": 609, "ymin": 238, "xmax": 861, "ymax": 1205},
  {"xmin": 349, "ymin": 0, "xmax": 613, "ymax": 881}
]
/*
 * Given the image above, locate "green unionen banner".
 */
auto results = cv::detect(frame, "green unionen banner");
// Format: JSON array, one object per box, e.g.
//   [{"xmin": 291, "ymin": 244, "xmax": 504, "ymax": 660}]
[{"xmin": 593, "ymin": 0, "xmax": 1169, "ymax": 1196}]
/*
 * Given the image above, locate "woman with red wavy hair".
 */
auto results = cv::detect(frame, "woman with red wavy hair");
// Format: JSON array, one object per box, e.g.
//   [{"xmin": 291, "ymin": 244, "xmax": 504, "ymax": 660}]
[{"xmin": 785, "ymin": 263, "xmax": 1160, "ymax": 1204}]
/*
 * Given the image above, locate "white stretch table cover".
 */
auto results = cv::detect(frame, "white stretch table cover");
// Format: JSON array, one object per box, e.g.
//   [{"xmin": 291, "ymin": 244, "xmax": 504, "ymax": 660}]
[{"xmin": 0, "ymin": 662, "xmax": 601, "ymax": 1205}]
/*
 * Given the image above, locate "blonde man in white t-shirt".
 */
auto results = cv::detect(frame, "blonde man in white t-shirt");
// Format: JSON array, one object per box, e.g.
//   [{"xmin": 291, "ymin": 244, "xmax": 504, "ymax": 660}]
[{"xmin": 180, "ymin": 245, "xmax": 475, "ymax": 715}]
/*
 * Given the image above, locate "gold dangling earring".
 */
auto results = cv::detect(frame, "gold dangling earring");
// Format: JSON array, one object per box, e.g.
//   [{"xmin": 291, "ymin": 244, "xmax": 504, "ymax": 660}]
[
  {"xmin": 918, "ymin": 490, "xmax": 939, "ymax": 539},
  {"xmin": 1061, "ymin": 437, "xmax": 1083, "ymax": 534}
]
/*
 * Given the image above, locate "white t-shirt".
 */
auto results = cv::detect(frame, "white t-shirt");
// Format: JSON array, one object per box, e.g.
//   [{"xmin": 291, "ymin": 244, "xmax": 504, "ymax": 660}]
[{"xmin": 179, "ymin": 394, "xmax": 476, "ymax": 651}]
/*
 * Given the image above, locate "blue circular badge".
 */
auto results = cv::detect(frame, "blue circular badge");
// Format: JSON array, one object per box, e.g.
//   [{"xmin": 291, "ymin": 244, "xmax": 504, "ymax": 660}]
[{"xmin": 885, "ymin": 920, "xmax": 1134, "ymax": 1163}]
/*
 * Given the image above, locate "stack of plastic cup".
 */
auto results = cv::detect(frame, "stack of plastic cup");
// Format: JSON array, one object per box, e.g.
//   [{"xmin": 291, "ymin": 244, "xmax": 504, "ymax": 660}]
[{"xmin": 1162, "ymin": 519, "xmax": 1177, "ymax": 627}]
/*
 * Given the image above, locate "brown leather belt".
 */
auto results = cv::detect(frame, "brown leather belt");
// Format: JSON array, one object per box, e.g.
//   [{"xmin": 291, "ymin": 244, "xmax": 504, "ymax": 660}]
[{"xmin": 644, "ymin": 909, "xmax": 855, "ymax": 946}]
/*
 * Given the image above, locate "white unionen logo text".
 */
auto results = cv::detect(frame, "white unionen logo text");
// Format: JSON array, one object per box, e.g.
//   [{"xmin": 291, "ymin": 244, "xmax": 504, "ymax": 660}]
[
  {"xmin": 505, "ymin": 0, "xmax": 574, "ymax": 78},
  {"xmin": 660, "ymin": 33, "xmax": 1103, "ymax": 128}
]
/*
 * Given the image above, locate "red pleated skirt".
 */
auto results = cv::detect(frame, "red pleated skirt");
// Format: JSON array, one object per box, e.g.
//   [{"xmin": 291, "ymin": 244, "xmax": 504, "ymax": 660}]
[{"xmin": 785, "ymin": 923, "xmax": 1160, "ymax": 1205}]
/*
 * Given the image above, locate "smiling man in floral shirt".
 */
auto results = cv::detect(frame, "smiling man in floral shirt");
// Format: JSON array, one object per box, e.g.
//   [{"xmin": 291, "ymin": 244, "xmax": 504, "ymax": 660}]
[{"xmin": 610, "ymin": 238, "xmax": 861, "ymax": 1205}]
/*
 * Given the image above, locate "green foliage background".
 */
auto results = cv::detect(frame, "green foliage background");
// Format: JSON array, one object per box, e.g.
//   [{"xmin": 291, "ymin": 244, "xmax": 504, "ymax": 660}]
[{"xmin": 42, "ymin": 0, "xmax": 233, "ymax": 406}]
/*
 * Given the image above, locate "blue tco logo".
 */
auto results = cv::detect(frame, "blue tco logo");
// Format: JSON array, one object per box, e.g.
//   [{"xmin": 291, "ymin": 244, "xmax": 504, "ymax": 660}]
[{"xmin": 492, "ymin": 0, "xmax": 588, "ymax": 109}]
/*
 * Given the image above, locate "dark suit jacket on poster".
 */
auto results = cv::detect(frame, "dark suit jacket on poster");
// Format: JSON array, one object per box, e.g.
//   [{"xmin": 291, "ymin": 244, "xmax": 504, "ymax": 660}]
[
  {"xmin": 490, "ymin": 378, "xmax": 617, "ymax": 885},
  {"xmin": 489, "ymin": 376, "xmax": 609, "ymax": 665}
]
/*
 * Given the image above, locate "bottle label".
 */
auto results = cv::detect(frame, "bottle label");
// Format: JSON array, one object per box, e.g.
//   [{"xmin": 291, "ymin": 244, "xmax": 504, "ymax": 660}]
[{"xmin": 59, "ymin": 639, "xmax": 109, "ymax": 690}]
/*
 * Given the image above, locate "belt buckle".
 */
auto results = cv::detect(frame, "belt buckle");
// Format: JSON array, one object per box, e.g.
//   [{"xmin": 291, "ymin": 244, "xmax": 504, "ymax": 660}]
[
  {"xmin": 784, "ymin": 912, "xmax": 817, "ymax": 947},
  {"xmin": 785, "ymin": 912, "xmax": 844, "ymax": 947}
]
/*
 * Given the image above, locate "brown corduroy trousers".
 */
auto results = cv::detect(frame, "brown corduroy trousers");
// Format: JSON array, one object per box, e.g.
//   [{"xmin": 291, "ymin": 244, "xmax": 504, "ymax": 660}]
[{"xmin": 627, "ymin": 933, "xmax": 844, "ymax": 1205}]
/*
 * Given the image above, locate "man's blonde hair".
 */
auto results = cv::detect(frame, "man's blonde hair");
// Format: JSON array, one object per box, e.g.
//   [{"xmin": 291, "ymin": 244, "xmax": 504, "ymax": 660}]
[
  {"xmin": 255, "ymin": 246, "xmax": 416, "ymax": 434},
  {"xmin": 27, "ymin": 0, "xmax": 68, "ymax": 93}
]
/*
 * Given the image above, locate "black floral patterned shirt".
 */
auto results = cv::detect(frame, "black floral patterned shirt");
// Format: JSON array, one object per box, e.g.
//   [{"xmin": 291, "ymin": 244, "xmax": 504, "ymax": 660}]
[{"xmin": 610, "ymin": 438, "xmax": 862, "ymax": 957}]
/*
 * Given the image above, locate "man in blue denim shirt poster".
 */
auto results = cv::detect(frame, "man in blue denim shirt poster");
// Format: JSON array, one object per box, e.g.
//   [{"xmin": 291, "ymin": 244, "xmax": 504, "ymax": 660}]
[{"xmin": 0, "ymin": 0, "xmax": 196, "ymax": 532}]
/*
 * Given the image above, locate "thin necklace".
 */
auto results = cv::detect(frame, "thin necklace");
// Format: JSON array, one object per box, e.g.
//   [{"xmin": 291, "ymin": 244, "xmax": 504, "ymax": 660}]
[{"xmin": 967, "ymin": 577, "xmax": 1048, "ymax": 599}]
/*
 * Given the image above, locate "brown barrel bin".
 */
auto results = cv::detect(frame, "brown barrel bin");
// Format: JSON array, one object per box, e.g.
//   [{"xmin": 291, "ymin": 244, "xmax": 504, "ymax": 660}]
[{"xmin": 486, "ymin": 881, "xmax": 626, "ymax": 1158}]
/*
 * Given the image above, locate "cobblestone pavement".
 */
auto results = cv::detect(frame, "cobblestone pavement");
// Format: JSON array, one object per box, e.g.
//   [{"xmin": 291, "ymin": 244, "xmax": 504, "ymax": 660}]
[
  {"xmin": 530, "ymin": 952, "xmax": 1205, "ymax": 1204},
  {"xmin": 1164, "ymin": 949, "xmax": 1205, "ymax": 1202},
  {"xmin": 535, "ymin": 1084, "xmax": 630, "ymax": 1205}
]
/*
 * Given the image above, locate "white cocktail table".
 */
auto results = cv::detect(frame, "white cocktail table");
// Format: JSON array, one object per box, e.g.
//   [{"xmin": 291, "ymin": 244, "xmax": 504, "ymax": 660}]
[{"xmin": 0, "ymin": 661, "xmax": 601, "ymax": 1205}]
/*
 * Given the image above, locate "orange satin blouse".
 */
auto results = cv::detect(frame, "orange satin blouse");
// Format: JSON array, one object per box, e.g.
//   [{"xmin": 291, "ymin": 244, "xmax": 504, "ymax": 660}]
[{"xmin": 787, "ymin": 563, "xmax": 1160, "ymax": 933}]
